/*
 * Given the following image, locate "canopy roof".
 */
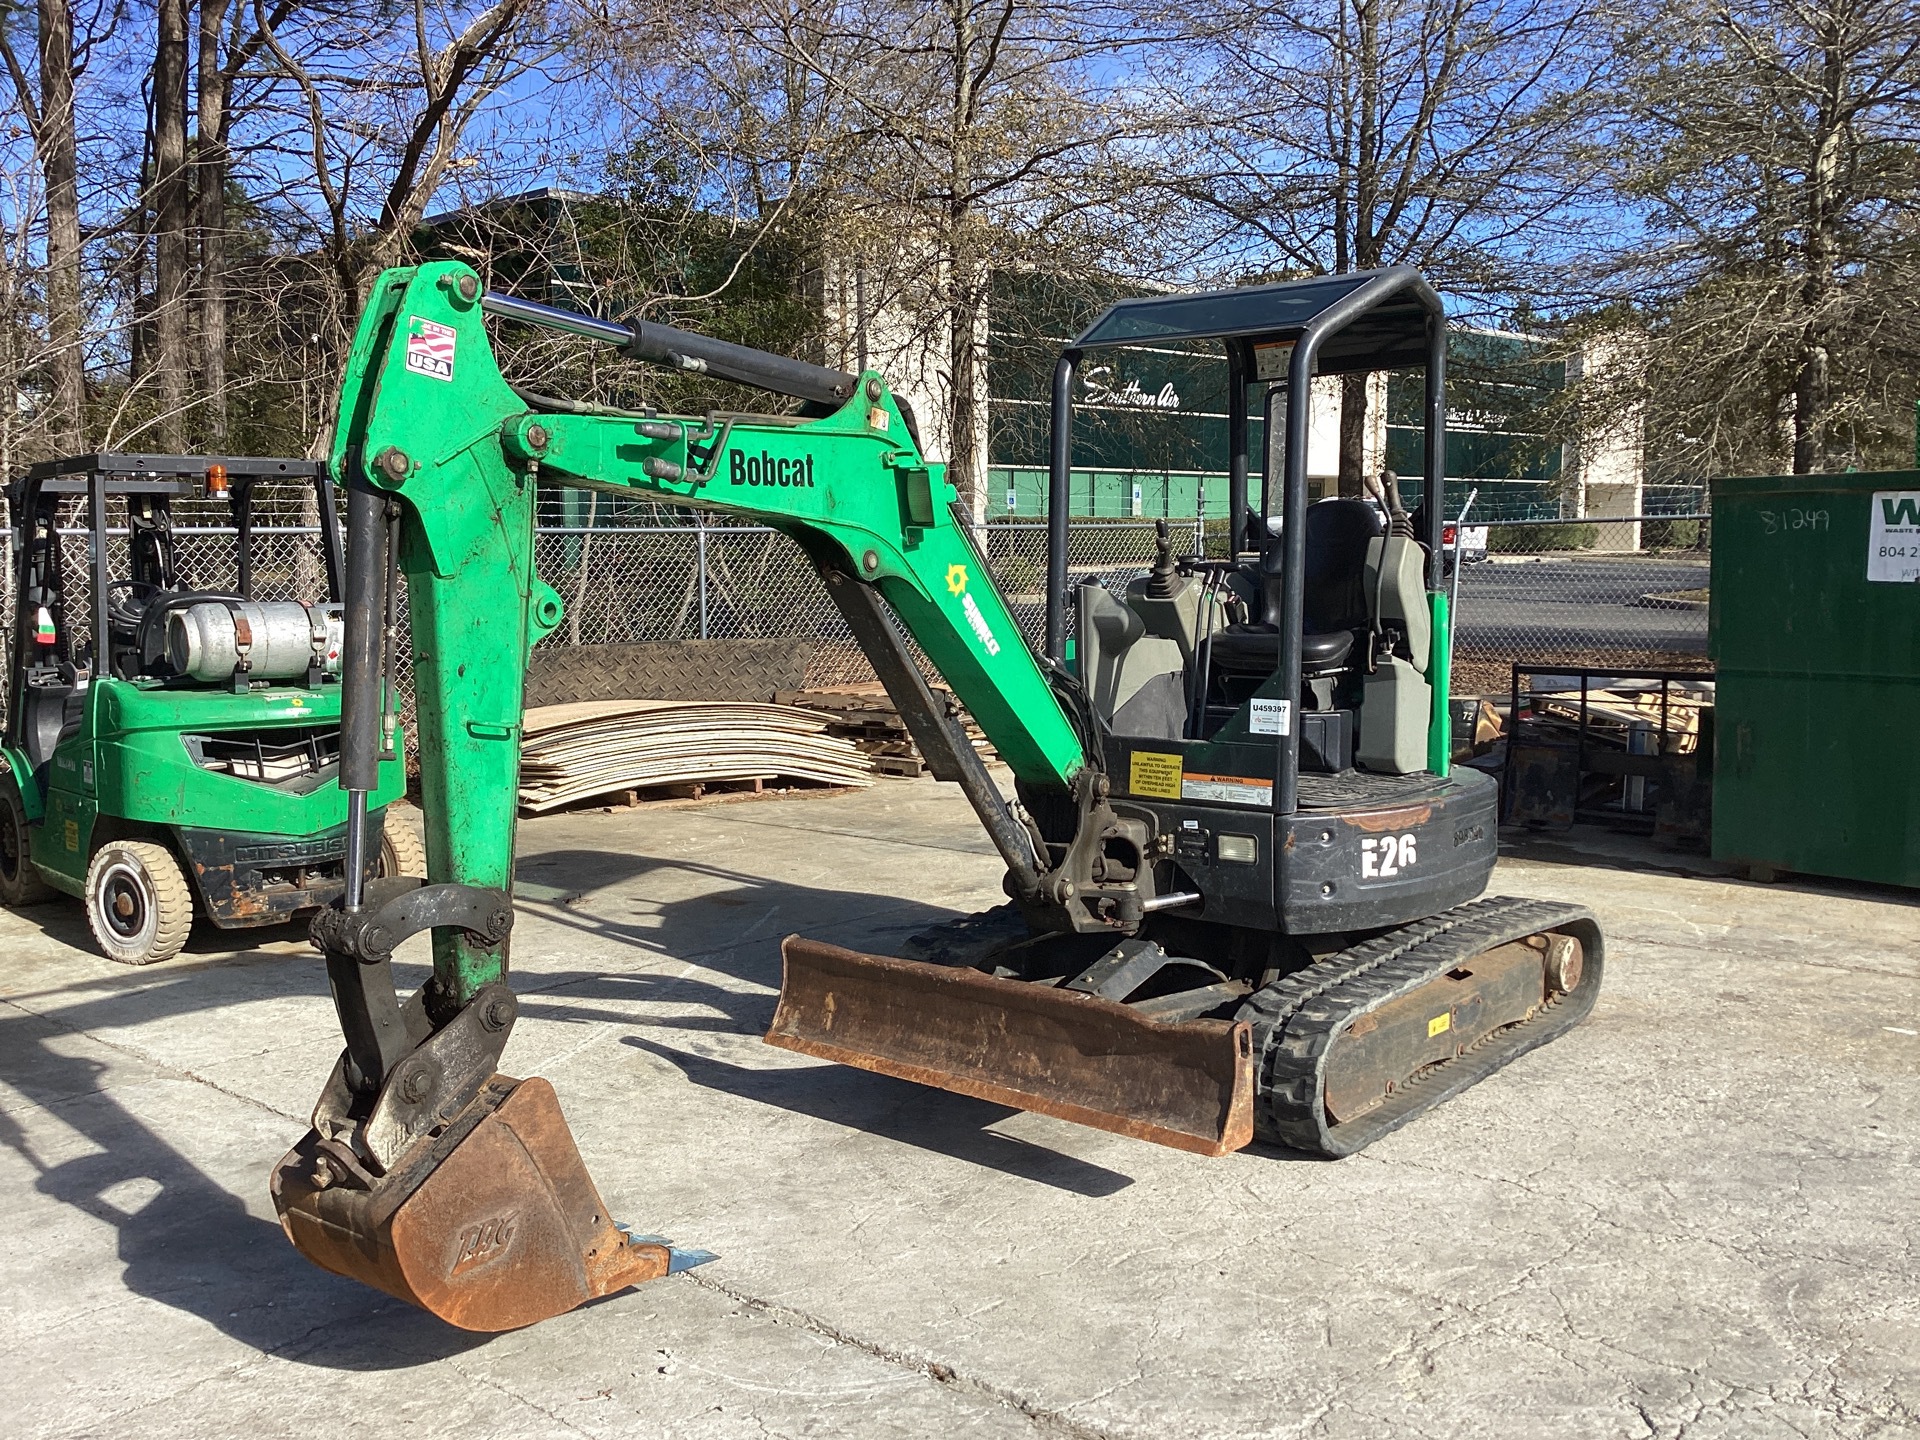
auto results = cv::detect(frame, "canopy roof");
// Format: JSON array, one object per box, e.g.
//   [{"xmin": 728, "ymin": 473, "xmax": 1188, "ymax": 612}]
[{"xmin": 1072, "ymin": 267, "xmax": 1439, "ymax": 376}]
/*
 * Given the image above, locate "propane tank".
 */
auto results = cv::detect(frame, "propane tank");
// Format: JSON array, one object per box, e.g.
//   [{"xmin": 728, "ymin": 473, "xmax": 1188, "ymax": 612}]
[{"xmin": 167, "ymin": 601, "xmax": 345, "ymax": 683}]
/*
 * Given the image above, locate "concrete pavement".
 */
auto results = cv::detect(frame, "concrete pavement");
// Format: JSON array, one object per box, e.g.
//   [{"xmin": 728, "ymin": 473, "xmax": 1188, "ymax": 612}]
[{"xmin": 3, "ymin": 779, "xmax": 1916, "ymax": 1439}]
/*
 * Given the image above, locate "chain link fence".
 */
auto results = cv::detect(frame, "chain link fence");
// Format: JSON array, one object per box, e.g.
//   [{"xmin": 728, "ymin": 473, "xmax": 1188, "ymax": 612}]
[
  {"xmin": 963, "ymin": 514, "xmax": 1713, "ymax": 698},
  {"xmin": 2, "ymin": 500, "xmax": 1711, "ymax": 737},
  {"xmin": 1450, "ymin": 515, "xmax": 1712, "ymax": 694}
]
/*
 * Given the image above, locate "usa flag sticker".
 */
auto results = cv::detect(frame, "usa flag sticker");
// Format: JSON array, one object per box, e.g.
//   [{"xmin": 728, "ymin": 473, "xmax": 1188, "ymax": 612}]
[{"xmin": 405, "ymin": 316, "xmax": 456, "ymax": 381}]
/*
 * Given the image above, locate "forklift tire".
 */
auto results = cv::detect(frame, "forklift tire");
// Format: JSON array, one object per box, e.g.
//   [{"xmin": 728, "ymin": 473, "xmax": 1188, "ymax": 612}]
[
  {"xmin": 84, "ymin": 840, "xmax": 195, "ymax": 965},
  {"xmin": 0, "ymin": 776, "xmax": 54, "ymax": 907},
  {"xmin": 374, "ymin": 807, "xmax": 428, "ymax": 880}
]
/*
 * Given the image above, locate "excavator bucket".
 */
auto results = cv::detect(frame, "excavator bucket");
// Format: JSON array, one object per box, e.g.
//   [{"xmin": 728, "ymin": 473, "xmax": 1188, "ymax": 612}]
[
  {"xmin": 272, "ymin": 1074, "xmax": 685, "ymax": 1331},
  {"xmin": 768, "ymin": 938, "xmax": 1256, "ymax": 1156}
]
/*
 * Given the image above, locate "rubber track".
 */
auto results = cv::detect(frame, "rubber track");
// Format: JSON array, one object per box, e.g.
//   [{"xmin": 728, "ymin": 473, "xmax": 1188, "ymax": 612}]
[{"xmin": 1238, "ymin": 895, "xmax": 1605, "ymax": 1157}]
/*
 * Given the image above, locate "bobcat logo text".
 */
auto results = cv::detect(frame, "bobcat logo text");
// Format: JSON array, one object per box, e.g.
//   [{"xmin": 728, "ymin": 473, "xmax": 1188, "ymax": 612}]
[{"xmin": 729, "ymin": 449, "xmax": 816, "ymax": 488}]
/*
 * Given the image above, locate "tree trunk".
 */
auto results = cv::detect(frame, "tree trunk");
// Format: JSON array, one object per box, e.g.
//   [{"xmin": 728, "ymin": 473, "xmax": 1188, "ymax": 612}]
[
  {"xmin": 37, "ymin": 0, "xmax": 85, "ymax": 454},
  {"xmin": 1338, "ymin": 372, "xmax": 1369, "ymax": 497},
  {"xmin": 194, "ymin": 0, "xmax": 232, "ymax": 444},
  {"xmin": 946, "ymin": 231, "xmax": 991, "ymax": 522},
  {"xmin": 942, "ymin": 1, "xmax": 987, "ymax": 522},
  {"xmin": 1791, "ymin": 337, "xmax": 1829, "ymax": 475},
  {"xmin": 1791, "ymin": 29, "xmax": 1845, "ymax": 476},
  {"xmin": 1335, "ymin": 0, "xmax": 1380, "ymax": 497},
  {"xmin": 152, "ymin": 0, "xmax": 192, "ymax": 451}
]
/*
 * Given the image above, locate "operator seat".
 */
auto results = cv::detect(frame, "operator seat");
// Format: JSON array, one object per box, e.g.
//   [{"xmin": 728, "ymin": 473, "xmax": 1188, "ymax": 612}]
[{"xmin": 1207, "ymin": 498, "xmax": 1383, "ymax": 679}]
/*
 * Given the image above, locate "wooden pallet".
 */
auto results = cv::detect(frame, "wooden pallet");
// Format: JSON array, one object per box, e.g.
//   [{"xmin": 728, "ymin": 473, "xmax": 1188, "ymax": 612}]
[{"xmin": 778, "ymin": 681, "xmax": 996, "ymax": 778}]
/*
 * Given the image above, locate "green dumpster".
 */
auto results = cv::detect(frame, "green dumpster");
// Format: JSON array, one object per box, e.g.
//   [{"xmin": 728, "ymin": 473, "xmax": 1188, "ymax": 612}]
[{"xmin": 1709, "ymin": 469, "xmax": 1920, "ymax": 887}]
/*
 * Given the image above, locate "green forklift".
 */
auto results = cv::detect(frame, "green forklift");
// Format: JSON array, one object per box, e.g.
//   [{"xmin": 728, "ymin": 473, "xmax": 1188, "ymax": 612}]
[{"xmin": 1, "ymin": 454, "xmax": 419, "ymax": 964}]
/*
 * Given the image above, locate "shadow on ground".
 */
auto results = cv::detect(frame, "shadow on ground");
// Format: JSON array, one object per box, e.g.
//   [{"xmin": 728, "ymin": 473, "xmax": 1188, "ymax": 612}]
[
  {"xmin": 1, "ymin": 857, "xmax": 1140, "ymax": 1361},
  {"xmin": 1499, "ymin": 825, "xmax": 1920, "ymax": 909},
  {"xmin": 0, "ymin": 992, "xmax": 490, "ymax": 1368},
  {"xmin": 625, "ymin": 1035, "xmax": 1134, "ymax": 1197}
]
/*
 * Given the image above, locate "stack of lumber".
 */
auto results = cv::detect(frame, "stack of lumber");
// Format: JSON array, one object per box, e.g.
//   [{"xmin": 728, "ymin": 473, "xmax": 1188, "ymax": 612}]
[
  {"xmin": 1525, "ymin": 679, "xmax": 1713, "ymax": 754},
  {"xmin": 777, "ymin": 681, "xmax": 995, "ymax": 778},
  {"xmin": 517, "ymin": 700, "xmax": 872, "ymax": 813}
]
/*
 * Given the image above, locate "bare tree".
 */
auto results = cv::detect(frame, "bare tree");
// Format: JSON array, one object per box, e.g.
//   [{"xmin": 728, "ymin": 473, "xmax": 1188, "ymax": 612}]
[
  {"xmin": 1592, "ymin": 0, "xmax": 1920, "ymax": 478},
  {"xmin": 193, "ymin": 0, "xmax": 300, "ymax": 444},
  {"xmin": 1195, "ymin": 0, "xmax": 1614, "ymax": 493},
  {"xmin": 665, "ymin": 0, "xmax": 1185, "ymax": 515},
  {"xmin": 151, "ymin": 0, "xmax": 192, "ymax": 450},
  {"xmin": 250, "ymin": 0, "xmax": 562, "ymax": 439},
  {"xmin": 0, "ymin": 0, "xmax": 94, "ymax": 452}
]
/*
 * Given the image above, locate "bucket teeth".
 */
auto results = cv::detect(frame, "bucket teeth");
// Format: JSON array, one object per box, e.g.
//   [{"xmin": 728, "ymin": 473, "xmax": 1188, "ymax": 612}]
[
  {"xmin": 273, "ymin": 1074, "xmax": 698, "ymax": 1331},
  {"xmin": 767, "ymin": 937, "xmax": 1255, "ymax": 1156}
]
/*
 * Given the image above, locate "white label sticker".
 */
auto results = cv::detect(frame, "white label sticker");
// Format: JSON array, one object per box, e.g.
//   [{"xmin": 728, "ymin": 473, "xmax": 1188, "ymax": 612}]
[
  {"xmin": 1253, "ymin": 340, "xmax": 1296, "ymax": 382},
  {"xmin": 1250, "ymin": 698, "xmax": 1292, "ymax": 736},
  {"xmin": 405, "ymin": 317, "xmax": 457, "ymax": 381},
  {"xmin": 1361, "ymin": 834, "xmax": 1419, "ymax": 878},
  {"xmin": 1868, "ymin": 491, "xmax": 1920, "ymax": 583}
]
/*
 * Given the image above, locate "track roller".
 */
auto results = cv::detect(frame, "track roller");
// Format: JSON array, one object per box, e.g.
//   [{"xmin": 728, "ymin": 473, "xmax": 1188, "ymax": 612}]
[{"xmin": 1241, "ymin": 896, "xmax": 1604, "ymax": 1157}]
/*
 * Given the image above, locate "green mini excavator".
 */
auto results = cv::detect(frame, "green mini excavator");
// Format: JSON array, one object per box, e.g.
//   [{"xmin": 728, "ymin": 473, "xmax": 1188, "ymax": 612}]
[{"xmin": 274, "ymin": 260, "xmax": 1603, "ymax": 1331}]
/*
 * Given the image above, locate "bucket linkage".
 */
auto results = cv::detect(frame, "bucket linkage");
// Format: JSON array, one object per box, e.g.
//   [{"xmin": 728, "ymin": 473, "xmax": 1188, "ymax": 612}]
[{"xmin": 272, "ymin": 877, "xmax": 710, "ymax": 1331}]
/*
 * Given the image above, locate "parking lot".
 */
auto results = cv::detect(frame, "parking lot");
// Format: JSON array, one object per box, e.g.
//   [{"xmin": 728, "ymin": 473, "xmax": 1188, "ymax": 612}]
[{"xmin": 3, "ymin": 778, "xmax": 1916, "ymax": 1439}]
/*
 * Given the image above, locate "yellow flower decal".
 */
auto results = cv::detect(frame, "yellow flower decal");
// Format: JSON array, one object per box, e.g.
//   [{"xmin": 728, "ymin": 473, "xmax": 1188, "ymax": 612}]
[{"xmin": 945, "ymin": 563, "xmax": 968, "ymax": 596}]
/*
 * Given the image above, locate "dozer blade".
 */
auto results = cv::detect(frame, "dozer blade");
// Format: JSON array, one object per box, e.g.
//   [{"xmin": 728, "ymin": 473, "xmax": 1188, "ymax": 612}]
[
  {"xmin": 273, "ymin": 1074, "xmax": 690, "ymax": 1331},
  {"xmin": 768, "ymin": 937, "xmax": 1255, "ymax": 1156}
]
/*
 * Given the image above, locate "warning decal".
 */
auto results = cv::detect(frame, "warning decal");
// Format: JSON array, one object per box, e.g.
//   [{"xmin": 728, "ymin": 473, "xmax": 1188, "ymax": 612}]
[
  {"xmin": 1128, "ymin": 751, "xmax": 1184, "ymax": 800},
  {"xmin": 1181, "ymin": 773, "xmax": 1273, "ymax": 807},
  {"xmin": 1253, "ymin": 340, "xmax": 1296, "ymax": 382},
  {"xmin": 406, "ymin": 316, "xmax": 457, "ymax": 382}
]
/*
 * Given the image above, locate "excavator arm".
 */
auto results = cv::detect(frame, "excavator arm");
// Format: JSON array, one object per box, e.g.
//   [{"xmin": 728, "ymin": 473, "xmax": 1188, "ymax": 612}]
[
  {"xmin": 274, "ymin": 262, "xmax": 1245, "ymax": 1331},
  {"xmin": 274, "ymin": 259, "xmax": 1603, "ymax": 1330},
  {"xmin": 335, "ymin": 265, "xmax": 1098, "ymax": 897}
]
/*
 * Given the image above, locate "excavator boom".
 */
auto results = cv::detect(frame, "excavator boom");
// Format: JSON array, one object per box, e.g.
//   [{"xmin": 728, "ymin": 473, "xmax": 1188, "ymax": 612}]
[
  {"xmin": 277, "ymin": 262, "xmax": 1262, "ymax": 1328},
  {"xmin": 278, "ymin": 261, "xmax": 1603, "ymax": 1328}
]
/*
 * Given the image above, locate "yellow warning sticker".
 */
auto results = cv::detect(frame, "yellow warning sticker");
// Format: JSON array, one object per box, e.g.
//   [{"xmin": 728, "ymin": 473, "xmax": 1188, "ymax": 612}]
[
  {"xmin": 1128, "ymin": 750, "xmax": 1184, "ymax": 800},
  {"xmin": 1428, "ymin": 1012, "xmax": 1452, "ymax": 1039},
  {"xmin": 63, "ymin": 819, "xmax": 79, "ymax": 852}
]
